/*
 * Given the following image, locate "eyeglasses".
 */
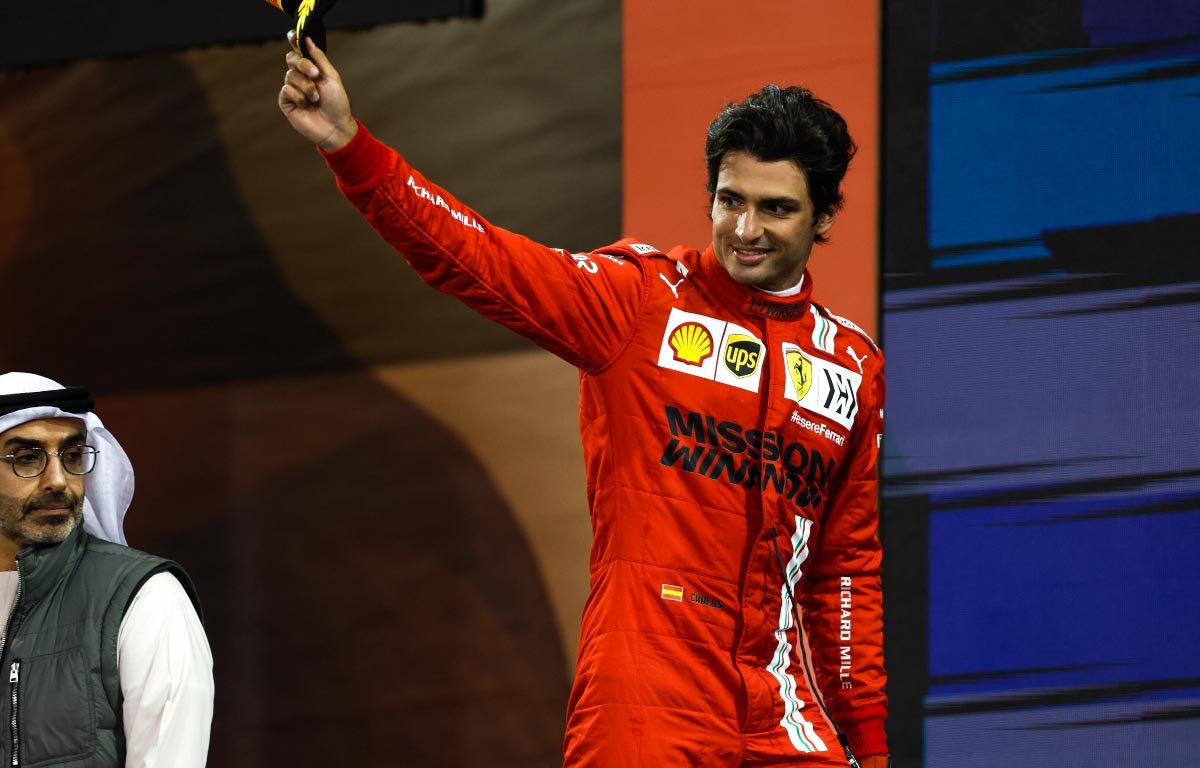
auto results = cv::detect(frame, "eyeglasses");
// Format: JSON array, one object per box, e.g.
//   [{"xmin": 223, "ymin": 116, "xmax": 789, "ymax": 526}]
[{"xmin": 1, "ymin": 446, "xmax": 99, "ymax": 479}]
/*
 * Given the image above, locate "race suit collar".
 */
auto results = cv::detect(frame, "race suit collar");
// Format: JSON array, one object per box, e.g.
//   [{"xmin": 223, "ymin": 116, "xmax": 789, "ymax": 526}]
[{"xmin": 699, "ymin": 245, "xmax": 815, "ymax": 321}]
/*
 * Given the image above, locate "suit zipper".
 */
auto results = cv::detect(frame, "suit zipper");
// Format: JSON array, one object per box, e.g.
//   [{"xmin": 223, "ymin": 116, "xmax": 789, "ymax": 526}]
[
  {"xmin": 769, "ymin": 527, "xmax": 861, "ymax": 768},
  {"xmin": 7, "ymin": 661, "xmax": 17, "ymax": 767}
]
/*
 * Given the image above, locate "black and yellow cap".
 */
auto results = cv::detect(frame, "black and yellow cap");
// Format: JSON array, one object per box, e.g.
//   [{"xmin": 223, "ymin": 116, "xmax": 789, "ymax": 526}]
[{"xmin": 264, "ymin": 0, "xmax": 339, "ymax": 54}]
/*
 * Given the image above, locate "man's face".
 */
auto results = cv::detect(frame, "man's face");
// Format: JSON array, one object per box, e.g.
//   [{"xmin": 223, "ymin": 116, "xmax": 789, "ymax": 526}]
[
  {"xmin": 0, "ymin": 418, "xmax": 86, "ymax": 553},
  {"xmin": 711, "ymin": 151, "xmax": 834, "ymax": 292}
]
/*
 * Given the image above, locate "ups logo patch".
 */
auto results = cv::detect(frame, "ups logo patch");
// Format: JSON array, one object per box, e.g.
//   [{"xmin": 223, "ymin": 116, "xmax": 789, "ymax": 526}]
[{"xmin": 723, "ymin": 335, "xmax": 762, "ymax": 378}]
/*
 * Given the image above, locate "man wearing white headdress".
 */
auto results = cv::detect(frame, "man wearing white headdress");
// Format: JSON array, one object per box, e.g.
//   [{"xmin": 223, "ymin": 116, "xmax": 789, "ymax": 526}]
[{"xmin": 0, "ymin": 372, "xmax": 213, "ymax": 767}]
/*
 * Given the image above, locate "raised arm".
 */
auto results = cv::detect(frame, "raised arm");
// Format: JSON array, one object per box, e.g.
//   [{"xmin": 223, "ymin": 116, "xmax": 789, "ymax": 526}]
[{"xmin": 274, "ymin": 38, "xmax": 649, "ymax": 372}]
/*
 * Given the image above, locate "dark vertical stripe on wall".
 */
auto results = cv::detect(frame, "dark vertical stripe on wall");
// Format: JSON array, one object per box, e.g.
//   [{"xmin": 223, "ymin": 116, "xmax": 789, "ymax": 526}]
[
  {"xmin": 880, "ymin": 493, "xmax": 929, "ymax": 768},
  {"xmin": 882, "ymin": 3, "xmax": 933, "ymax": 764},
  {"xmin": 883, "ymin": 0, "xmax": 931, "ymax": 276}
]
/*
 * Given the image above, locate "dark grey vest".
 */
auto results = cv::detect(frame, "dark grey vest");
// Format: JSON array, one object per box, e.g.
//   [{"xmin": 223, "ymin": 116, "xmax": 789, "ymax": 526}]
[{"xmin": 0, "ymin": 525, "xmax": 199, "ymax": 767}]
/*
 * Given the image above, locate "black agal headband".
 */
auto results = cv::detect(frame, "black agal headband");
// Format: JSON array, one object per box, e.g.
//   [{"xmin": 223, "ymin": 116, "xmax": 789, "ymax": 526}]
[{"xmin": 0, "ymin": 387, "xmax": 94, "ymax": 418}]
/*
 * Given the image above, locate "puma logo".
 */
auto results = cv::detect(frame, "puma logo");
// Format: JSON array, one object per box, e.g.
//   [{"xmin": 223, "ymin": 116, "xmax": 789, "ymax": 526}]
[
  {"xmin": 660, "ymin": 273, "xmax": 686, "ymax": 299},
  {"xmin": 847, "ymin": 345, "xmax": 867, "ymax": 374}
]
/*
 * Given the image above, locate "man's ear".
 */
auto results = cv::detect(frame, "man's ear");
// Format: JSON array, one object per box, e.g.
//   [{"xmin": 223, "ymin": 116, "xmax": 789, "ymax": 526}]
[{"xmin": 815, "ymin": 211, "xmax": 836, "ymax": 237}]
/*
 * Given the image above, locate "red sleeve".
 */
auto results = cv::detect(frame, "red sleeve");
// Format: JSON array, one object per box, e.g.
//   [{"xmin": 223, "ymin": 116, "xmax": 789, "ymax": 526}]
[
  {"xmin": 320, "ymin": 121, "xmax": 648, "ymax": 372},
  {"xmin": 802, "ymin": 355, "xmax": 888, "ymax": 758}
]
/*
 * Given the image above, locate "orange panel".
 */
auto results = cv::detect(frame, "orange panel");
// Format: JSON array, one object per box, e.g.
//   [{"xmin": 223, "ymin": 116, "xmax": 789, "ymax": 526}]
[{"xmin": 624, "ymin": 0, "xmax": 879, "ymax": 335}]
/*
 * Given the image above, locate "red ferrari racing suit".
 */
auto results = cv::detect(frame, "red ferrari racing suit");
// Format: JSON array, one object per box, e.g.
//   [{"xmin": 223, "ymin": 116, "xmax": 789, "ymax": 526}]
[{"xmin": 322, "ymin": 123, "xmax": 888, "ymax": 766}]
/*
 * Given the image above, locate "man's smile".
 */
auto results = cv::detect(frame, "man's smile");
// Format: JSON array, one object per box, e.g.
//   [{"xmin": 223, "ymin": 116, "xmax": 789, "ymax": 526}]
[{"xmin": 730, "ymin": 245, "xmax": 772, "ymax": 265}]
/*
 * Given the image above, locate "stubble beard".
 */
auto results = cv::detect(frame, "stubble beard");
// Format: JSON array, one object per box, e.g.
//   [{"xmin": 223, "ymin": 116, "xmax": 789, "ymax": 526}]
[{"xmin": 0, "ymin": 490, "xmax": 84, "ymax": 550}]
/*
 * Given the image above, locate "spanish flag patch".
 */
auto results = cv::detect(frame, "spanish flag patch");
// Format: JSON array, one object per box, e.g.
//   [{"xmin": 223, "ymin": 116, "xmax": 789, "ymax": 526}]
[{"xmin": 661, "ymin": 584, "xmax": 684, "ymax": 602}]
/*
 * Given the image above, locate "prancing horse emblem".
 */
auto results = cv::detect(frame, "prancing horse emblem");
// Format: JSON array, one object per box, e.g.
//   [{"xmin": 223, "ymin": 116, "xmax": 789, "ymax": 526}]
[{"xmin": 785, "ymin": 349, "xmax": 813, "ymax": 400}]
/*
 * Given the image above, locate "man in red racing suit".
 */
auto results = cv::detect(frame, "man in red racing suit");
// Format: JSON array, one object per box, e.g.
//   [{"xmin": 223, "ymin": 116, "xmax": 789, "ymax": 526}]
[{"xmin": 279, "ymin": 39, "xmax": 889, "ymax": 768}]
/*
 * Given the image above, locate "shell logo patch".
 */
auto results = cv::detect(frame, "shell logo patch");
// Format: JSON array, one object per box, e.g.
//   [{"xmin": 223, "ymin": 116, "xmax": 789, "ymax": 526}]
[
  {"xmin": 657, "ymin": 308, "xmax": 765, "ymax": 392},
  {"xmin": 669, "ymin": 322, "xmax": 714, "ymax": 366}
]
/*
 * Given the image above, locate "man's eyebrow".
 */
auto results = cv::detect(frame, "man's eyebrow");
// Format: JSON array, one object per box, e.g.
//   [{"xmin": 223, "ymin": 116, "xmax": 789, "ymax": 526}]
[
  {"xmin": 1, "ymin": 432, "xmax": 87, "ymax": 451},
  {"xmin": 758, "ymin": 195, "xmax": 804, "ymax": 208},
  {"xmin": 715, "ymin": 186, "xmax": 803, "ymax": 208},
  {"xmin": 2, "ymin": 436, "xmax": 45, "ymax": 451}
]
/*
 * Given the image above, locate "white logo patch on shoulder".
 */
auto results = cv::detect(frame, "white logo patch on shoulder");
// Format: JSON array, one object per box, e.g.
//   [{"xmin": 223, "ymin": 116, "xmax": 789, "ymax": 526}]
[
  {"xmin": 630, "ymin": 243, "xmax": 659, "ymax": 254},
  {"xmin": 827, "ymin": 311, "xmax": 878, "ymax": 351},
  {"xmin": 781, "ymin": 342, "xmax": 862, "ymax": 429},
  {"xmin": 658, "ymin": 308, "xmax": 764, "ymax": 393}
]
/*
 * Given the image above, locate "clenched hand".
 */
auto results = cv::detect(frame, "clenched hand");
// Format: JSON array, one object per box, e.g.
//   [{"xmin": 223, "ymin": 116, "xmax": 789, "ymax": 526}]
[{"xmin": 278, "ymin": 34, "xmax": 358, "ymax": 152}]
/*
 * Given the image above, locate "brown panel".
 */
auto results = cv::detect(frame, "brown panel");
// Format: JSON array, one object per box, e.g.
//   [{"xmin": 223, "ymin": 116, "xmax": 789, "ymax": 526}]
[
  {"xmin": 107, "ymin": 371, "xmax": 570, "ymax": 766},
  {"xmin": 372, "ymin": 351, "xmax": 591, "ymax": 674},
  {"xmin": 181, "ymin": 2, "xmax": 622, "ymax": 368},
  {"xmin": 0, "ymin": 5, "xmax": 621, "ymax": 378},
  {"xmin": 0, "ymin": 57, "xmax": 360, "ymax": 388},
  {"xmin": 0, "ymin": 121, "xmax": 32, "ymax": 265}
]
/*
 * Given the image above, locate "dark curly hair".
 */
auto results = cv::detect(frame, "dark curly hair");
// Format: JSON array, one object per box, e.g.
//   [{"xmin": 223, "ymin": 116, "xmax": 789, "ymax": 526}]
[{"xmin": 705, "ymin": 85, "xmax": 857, "ymax": 243}]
